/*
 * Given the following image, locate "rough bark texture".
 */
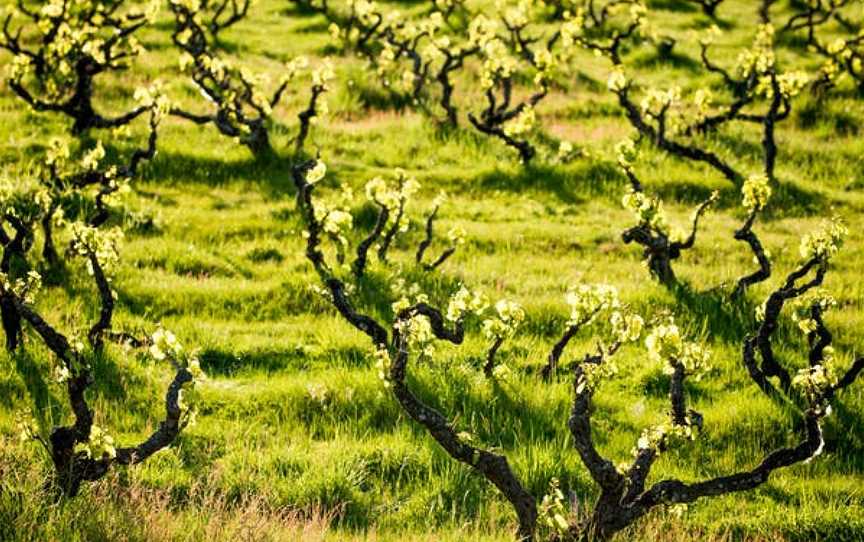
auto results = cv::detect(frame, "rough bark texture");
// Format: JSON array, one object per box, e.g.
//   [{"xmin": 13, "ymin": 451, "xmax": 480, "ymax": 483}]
[
  {"xmin": 541, "ymin": 315, "xmax": 596, "ymax": 380},
  {"xmin": 0, "ymin": 4, "xmax": 149, "ymax": 133},
  {"xmin": 620, "ymin": 173, "xmax": 715, "ymax": 288},
  {"xmin": 292, "ymin": 160, "xmax": 538, "ymax": 540},
  {"xmin": 415, "ymin": 205, "xmax": 458, "ymax": 271},
  {"xmin": 391, "ymin": 305, "xmax": 538, "ymax": 541},
  {"xmin": 353, "ymin": 204, "xmax": 389, "ymax": 278},
  {"xmin": 291, "ymin": 156, "xmax": 862, "ymax": 542},
  {"xmin": 169, "ymin": 1, "xmax": 295, "ymax": 158},
  {"xmin": 483, "ymin": 335, "xmax": 506, "ymax": 378},
  {"xmin": 468, "ymin": 77, "xmax": 547, "ymax": 164},
  {"xmin": 9, "ymin": 284, "xmax": 192, "ymax": 497},
  {"xmin": 733, "ymin": 211, "xmax": 771, "ymax": 298}
]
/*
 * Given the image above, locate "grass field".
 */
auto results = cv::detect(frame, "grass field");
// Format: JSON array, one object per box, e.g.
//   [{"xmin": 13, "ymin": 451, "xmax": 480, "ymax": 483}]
[{"xmin": 1, "ymin": 0, "xmax": 864, "ymax": 540}]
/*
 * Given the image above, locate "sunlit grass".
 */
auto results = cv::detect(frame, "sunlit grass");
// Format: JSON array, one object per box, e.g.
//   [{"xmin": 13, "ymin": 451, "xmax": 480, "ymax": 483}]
[{"xmin": 1, "ymin": 0, "xmax": 864, "ymax": 540}]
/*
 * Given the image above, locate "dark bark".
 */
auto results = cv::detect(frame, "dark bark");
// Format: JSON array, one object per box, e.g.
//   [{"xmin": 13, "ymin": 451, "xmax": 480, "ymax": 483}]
[
  {"xmin": 0, "ymin": 217, "xmax": 31, "ymax": 351},
  {"xmin": 754, "ymin": 257, "xmax": 826, "ymax": 395},
  {"xmin": 293, "ymin": 159, "xmax": 538, "ymax": 540},
  {"xmin": 615, "ymin": 86, "xmax": 741, "ymax": 185},
  {"xmin": 468, "ymin": 77, "xmax": 547, "ymax": 164},
  {"xmin": 169, "ymin": 1, "xmax": 299, "ymax": 159},
  {"xmin": 416, "ymin": 206, "xmax": 439, "ymax": 265},
  {"xmin": 0, "ymin": 7, "xmax": 149, "ymax": 134},
  {"xmin": 415, "ymin": 205, "xmax": 458, "ymax": 271},
  {"xmin": 41, "ymin": 208, "xmax": 61, "ymax": 270},
  {"xmin": 86, "ymin": 253, "xmax": 114, "ymax": 352},
  {"xmin": 423, "ymin": 248, "xmax": 456, "ymax": 271},
  {"xmin": 435, "ymin": 48, "xmax": 477, "ymax": 127},
  {"xmin": 353, "ymin": 204, "xmax": 389, "ymax": 278},
  {"xmin": 1, "ymin": 293, "xmax": 22, "ymax": 351},
  {"xmin": 563, "ymin": 282, "xmax": 857, "ymax": 540},
  {"xmin": 292, "ymin": 156, "xmax": 862, "ymax": 542},
  {"xmin": 621, "ymin": 179, "xmax": 715, "ymax": 288},
  {"xmin": 391, "ymin": 304, "xmax": 538, "ymax": 541},
  {"xmin": 692, "ymin": 0, "xmax": 723, "ymax": 18},
  {"xmin": 204, "ymin": 0, "xmax": 251, "ymax": 41},
  {"xmin": 483, "ymin": 336, "xmax": 505, "ymax": 378},
  {"xmin": 377, "ymin": 197, "xmax": 406, "ymax": 265},
  {"xmin": 295, "ymin": 84, "xmax": 327, "ymax": 157},
  {"xmin": 777, "ymin": 0, "xmax": 863, "ymax": 93},
  {"xmin": 733, "ymin": 211, "xmax": 771, "ymax": 298},
  {"xmin": 542, "ymin": 316, "xmax": 595, "ymax": 380},
  {"xmin": 9, "ymin": 283, "xmax": 193, "ymax": 497}
]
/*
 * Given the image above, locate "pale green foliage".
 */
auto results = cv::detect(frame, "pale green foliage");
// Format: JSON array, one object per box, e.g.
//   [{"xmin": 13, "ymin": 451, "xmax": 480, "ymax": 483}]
[
  {"xmin": 445, "ymin": 285, "xmax": 486, "ymax": 322},
  {"xmin": 799, "ymin": 218, "xmax": 848, "ymax": 261},
  {"xmin": 610, "ymin": 310, "xmax": 644, "ymax": 344},
  {"xmin": 607, "ymin": 67, "xmax": 627, "ymax": 91},
  {"xmin": 481, "ymin": 299, "xmax": 525, "ymax": 342},
  {"xmin": 4, "ymin": 0, "xmax": 158, "ymax": 98},
  {"xmin": 372, "ymin": 346, "xmax": 391, "ymax": 387},
  {"xmin": 306, "ymin": 160, "xmax": 327, "ymax": 184},
  {"xmin": 742, "ymin": 174, "xmax": 772, "ymax": 212},
  {"xmin": 572, "ymin": 287, "xmax": 645, "ymax": 394},
  {"xmin": 391, "ymin": 281, "xmax": 436, "ymax": 358},
  {"xmin": 615, "ymin": 138, "xmax": 638, "ymax": 170},
  {"xmin": 578, "ymin": 357, "xmax": 619, "ymax": 394},
  {"xmin": 149, "ymin": 327, "xmax": 205, "ymax": 425},
  {"xmin": 793, "ymin": 364, "xmax": 835, "ymax": 407},
  {"xmin": 491, "ymin": 362, "xmax": 513, "ymax": 381},
  {"xmin": 789, "ymin": 288, "xmax": 837, "ymax": 334},
  {"xmin": 70, "ymin": 223, "xmax": 124, "ymax": 274},
  {"xmin": 635, "ymin": 419, "xmax": 697, "ymax": 455},
  {"xmin": 564, "ymin": 283, "xmax": 619, "ymax": 327},
  {"xmin": 623, "ymin": 187, "xmax": 718, "ymax": 243},
  {"xmin": 645, "ymin": 320, "xmax": 711, "ymax": 379},
  {"xmin": 0, "ymin": 270, "xmax": 43, "ymax": 305},
  {"xmin": 2, "ymin": 1, "xmax": 864, "ymax": 538},
  {"xmin": 309, "ymin": 171, "xmax": 354, "ymax": 253},
  {"xmin": 538, "ymin": 477, "xmax": 569, "ymax": 538},
  {"xmin": 502, "ymin": 107, "xmax": 536, "ymax": 138},
  {"xmin": 76, "ymin": 424, "xmax": 117, "ymax": 460},
  {"xmin": 365, "ymin": 169, "xmax": 420, "ymax": 235},
  {"xmin": 446, "ymin": 225, "xmax": 466, "ymax": 246},
  {"xmin": 133, "ymin": 82, "xmax": 172, "ymax": 122}
]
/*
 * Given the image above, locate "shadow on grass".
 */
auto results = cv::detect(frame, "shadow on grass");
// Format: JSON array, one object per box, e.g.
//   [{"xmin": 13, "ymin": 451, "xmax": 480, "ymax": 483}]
[
  {"xmin": 796, "ymin": 99, "xmax": 860, "ymax": 136},
  {"xmin": 668, "ymin": 282, "xmax": 756, "ymax": 345},
  {"xmin": 775, "ymin": 32, "xmax": 812, "ymax": 52},
  {"xmin": 293, "ymin": 20, "xmax": 332, "ymax": 34},
  {"xmin": 648, "ymin": 0, "xmax": 698, "ymax": 13},
  {"xmin": 405, "ymin": 369, "xmax": 568, "ymax": 450},
  {"xmin": 200, "ymin": 347, "xmax": 311, "ymax": 375},
  {"xmin": 349, "ymin": 81, "xmax": 415, "ymax": 114},
  {"xmin": 766, "ymin": 181, "xmax": 831, "ymax": 217},
  {"xmin": 649, "ymin": 167, "xmax": 829, "ymax": 218},
  {"xmin": 825, "ymin": 399, "xmax": 864, "ymax": 471},
  {"xmin": 632, "ymin": 48, "xmax": 703, "ymax": 73},
  {"xmin": 474, "ymin": 161, "xmax": 622, "ymax": 204},
  {"xmin": 648, "ymin": 0, "xmax": 738, "ymax": 30},
  {"xmin": 143, "ymin": 150, "xmax": 297, "ymax": 195},
  {"xmin": 572, "ymin": 71, "xmax": 606, "ymax": 94},
  {"xmin": 14, "ymin": 350, "xmax": 62, "ymax": 432},
  {"xmin": 199, "ymin": 344, "xmax": 372, "ymax": 376},
  {"xmin": 518, "ymin": 310, "xmax": 569, "ymax": 341},
  {"xmin": 469, "ymin": 152, "xmax": 827, "ymax": 214},
  {"xmin": 342, "ymin": 264, "xmax": 464, "ymax": 326},
  {"xmin": 640, "ymin": 366, "xmax": 712, "ymax": 403},
  {"xmin": 88, "ymin": 350, "xmax": 137, "ymax": 405},
  {"xmin": 113, "ymin": 277, "xmax": 331, "ymax": 321},
  {"xmin": 280, "ymin": 1, "xmax": 327, "ymax": 17}
]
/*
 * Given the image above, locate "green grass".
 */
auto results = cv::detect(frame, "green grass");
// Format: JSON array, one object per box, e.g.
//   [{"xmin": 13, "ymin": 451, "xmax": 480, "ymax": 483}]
[{"xmin": 2, "ymin": 0, "xmax": 864, "ymax": 540}]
